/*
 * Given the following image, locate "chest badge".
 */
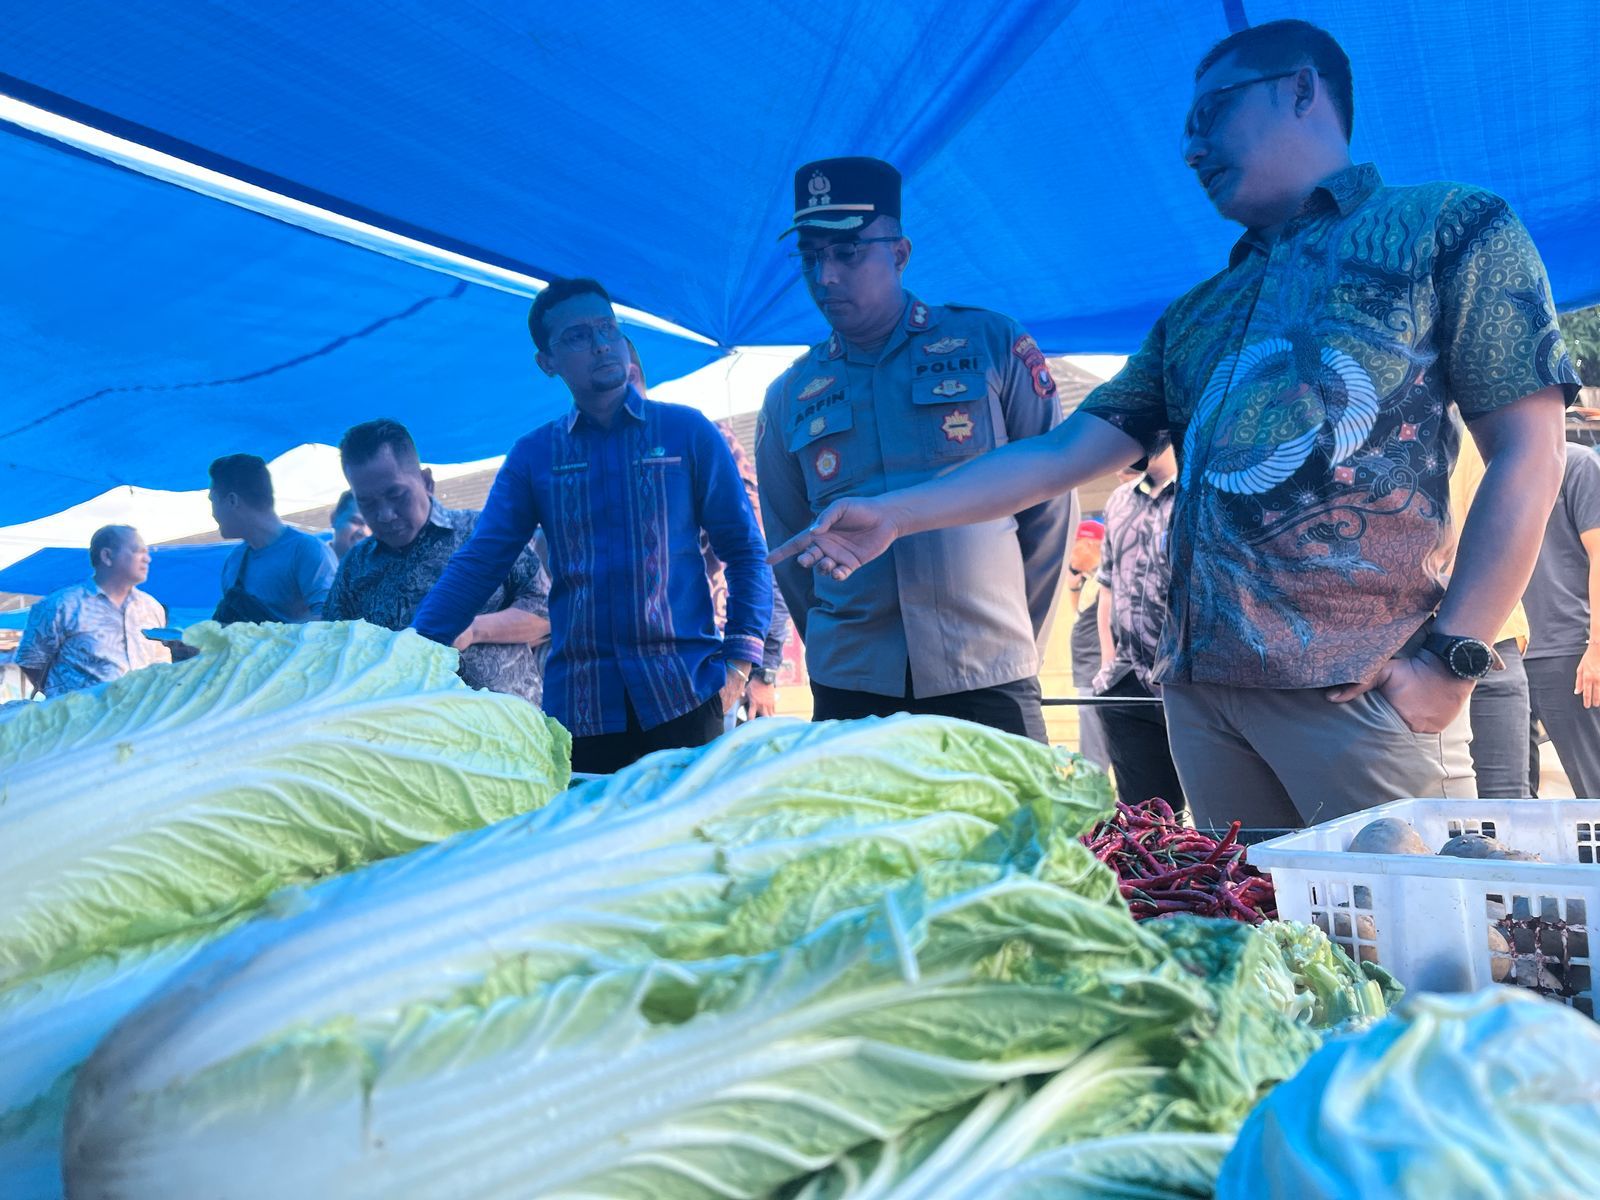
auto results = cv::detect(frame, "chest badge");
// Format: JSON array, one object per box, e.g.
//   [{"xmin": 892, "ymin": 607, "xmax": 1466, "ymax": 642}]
[
  {"xmin": 931, "ymin": 378, "xmax": 968, "ymax": 398},
  {"xmin": 797, "ymin": 375, "xmax": 836, "ymax": 402},
  {"xmin": 941, "ymin": 409, "xmax": 975, "ymax": 444},
  {"xmin": 922, "ymin": 336, "xmax": 968, "ymax": 355},
  {"xmin": 814, "ymin": 447, "xmax": 841, "ymax": 481},
  {"xmin": 809, "ymin": 416, "xmax": 827, "ymax": 436}
]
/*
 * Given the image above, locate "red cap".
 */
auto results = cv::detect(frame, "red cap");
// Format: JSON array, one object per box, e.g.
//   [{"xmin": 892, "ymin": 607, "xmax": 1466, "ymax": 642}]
[{"xmin": 1075, "ymin": 519, "xmax": 1105, "ymax": 541}]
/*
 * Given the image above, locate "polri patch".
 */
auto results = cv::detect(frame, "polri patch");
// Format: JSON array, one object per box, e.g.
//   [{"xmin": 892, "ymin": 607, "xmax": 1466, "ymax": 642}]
[
  {"xmin": 941, "ymin": 409, "xmax": 975, "ymax": 443},
  {"xmin": 1012, "ymin": 334, "xmax": 1056, "ymax": 399},
  {"xmin": 814, "ymin": 446, "xmax": 841, "ymax": 481}
]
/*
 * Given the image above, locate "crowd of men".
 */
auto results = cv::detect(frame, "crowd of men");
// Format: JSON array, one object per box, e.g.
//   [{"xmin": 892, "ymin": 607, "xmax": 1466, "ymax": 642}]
[{"xmin": 14, "ymin": 20, "xmax": 1600, "ymax": 823}]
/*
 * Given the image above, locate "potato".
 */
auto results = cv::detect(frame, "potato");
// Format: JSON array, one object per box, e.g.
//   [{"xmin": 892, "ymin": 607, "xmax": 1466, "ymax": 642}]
[
  {"xmin": 1439, "ymin": 833, "xmax": 1511, "ymax": 859},
  {"xmin": 1347, "ymin": 817, "xmax": 1431, "ymax": 855}
]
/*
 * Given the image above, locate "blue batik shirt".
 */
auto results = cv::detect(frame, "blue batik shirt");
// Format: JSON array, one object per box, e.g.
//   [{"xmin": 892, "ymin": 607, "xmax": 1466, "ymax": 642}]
[{"xmin": 413, "ymin": 391, "xmax": 772, "ymax": 737}]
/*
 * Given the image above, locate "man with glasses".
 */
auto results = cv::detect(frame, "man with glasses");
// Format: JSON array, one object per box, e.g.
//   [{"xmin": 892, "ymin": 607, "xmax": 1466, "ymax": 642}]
[
  {"xmin": 773, "ymin": 22, "xmax": 1580, "ymax": 826},
  {"xmin": 413, "ymin": 277, "xmax": 771, "ymax": 773},
  {"xmin": 756, "ymin": 156, "xmax": 1075, "ymax": 741}
]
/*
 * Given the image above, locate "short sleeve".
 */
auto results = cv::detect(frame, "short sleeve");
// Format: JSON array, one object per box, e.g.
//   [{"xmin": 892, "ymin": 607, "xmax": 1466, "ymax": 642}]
[
  {"xmin": 298, "ymin": 538, "xmax": 338, "ymax": 620},
  {"xmin": 1076, "ymin": 313, "xmax": 1170, "ymax": 451},
  {"xmin": 1434, "ymin": 189, "xmax": 1582, "ymax": 418},
  {"xmin": 1563, "ymin": 446, "xmax": 1600, "ymax": 536},
  {"xmin": 15, "ymin": 599, "xmax": 62, "ymax": 670}
]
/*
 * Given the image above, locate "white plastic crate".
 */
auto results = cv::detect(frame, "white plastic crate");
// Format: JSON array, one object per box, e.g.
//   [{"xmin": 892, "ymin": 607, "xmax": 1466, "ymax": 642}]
[{"xmin": 1249, "ymin": 798, "xmax": 1599, "ymax": 1018}]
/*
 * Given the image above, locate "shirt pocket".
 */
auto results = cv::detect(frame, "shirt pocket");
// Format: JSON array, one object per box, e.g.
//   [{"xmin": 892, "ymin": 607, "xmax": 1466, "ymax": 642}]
[
  {"xmin": 911, "ymin": 369, "xmax": 996, "ymax": 461},
  {"xmin": 788, "ymin": 405, "xmax": 866, "ymax": 505},
  {"xmin": 633, "ymin": 452, "xmax": 694, "ymax": 522}
]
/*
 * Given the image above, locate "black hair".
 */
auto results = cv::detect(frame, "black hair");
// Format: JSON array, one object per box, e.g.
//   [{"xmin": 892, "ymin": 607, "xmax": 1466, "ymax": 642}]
[
  {"xmin": 527, "ymin": 277, "xmax": 612, "ymax": 353},
  {"xmin": 208, "ymin": 454, "xmax": 274, "ymax": 509},
  {"xmin": 339, "ymin": 418, "xmax": 420, "ymax": 471},
  {"xmin": 331, "ymin": 489, "xmax": 362, "ymax": 527},
  {"xmin": 1196, "ymin": 19, "xmax": 1353, "ymax": 142},
  {"xmin": 88, "ymin": 524, "xmax": 136, "ymax": 569}
]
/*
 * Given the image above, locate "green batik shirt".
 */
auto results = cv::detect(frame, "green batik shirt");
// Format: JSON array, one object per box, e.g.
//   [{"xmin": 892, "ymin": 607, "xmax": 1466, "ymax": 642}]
[{"xmin": 1080, "ymin": 163, "xmax": 1581, "ymax": 690}]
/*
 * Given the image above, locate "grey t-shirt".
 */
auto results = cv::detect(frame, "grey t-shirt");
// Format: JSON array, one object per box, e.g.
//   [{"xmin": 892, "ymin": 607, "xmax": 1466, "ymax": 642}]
[
  {"xmin": 221, "ymin": 526, "xmax": 338, "ymax": 623},
  {"xmin": 1523, "ymin": 443, "xmax": 1600, "ymax": 660}
]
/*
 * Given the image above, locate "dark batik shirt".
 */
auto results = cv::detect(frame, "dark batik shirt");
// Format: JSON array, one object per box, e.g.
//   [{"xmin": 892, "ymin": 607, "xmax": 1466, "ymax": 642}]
[
  {"xmin": 326, "ymin": 501, "xmax": 550, "ymax": 704},
  {"xmin": 1080, "ymin": 163, "xmax": 1581, "ymax": 689},
  {"xmin": 1093, "ymin": 473, "xmax": 1176, "ymax": 693}
]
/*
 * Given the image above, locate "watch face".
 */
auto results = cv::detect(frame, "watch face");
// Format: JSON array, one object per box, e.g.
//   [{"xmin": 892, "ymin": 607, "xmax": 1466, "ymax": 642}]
[{"xmin": 1449, "ymin": 639, "xmax": 1493, "ymax": 679}]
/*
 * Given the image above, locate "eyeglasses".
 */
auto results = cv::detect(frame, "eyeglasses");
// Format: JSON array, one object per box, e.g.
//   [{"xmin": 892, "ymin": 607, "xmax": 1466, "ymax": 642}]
[
  {"xmin": 1181, "ymin": 69, "xmax": 1304, "ymax": 147},
  {"xmin": 551, "ymin": 318, "xmax": 624, "ymax": 353},
  {"xmin": 790, "ymin": 237, "xmax": 902, "ymax": 276}
]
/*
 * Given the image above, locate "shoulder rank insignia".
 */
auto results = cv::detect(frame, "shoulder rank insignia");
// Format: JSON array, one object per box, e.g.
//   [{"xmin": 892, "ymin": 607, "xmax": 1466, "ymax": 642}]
[
  {"xmin": 908, "ymin": 301, "xmax": 931, "ymax": 330},
  {"xmin": 1012, "ymin": 334, "xmax": 1057, "ymax": 399}
]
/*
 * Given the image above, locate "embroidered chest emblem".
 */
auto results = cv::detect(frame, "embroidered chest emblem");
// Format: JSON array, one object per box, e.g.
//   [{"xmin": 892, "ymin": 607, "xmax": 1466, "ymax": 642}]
[
  {"xmin": 923, "ymin": 336, "xmax": 968, "ymax": 355},
  {"xmin": 809, "ymin": 416, "xmax": 826, "ymax": 436},
  {"xmin": 797, "ymin": 375, "xmax": 836, "ymax": 402},
  {"xmin": 941, "ymin": 409, "xmax": 975, "ymax": 443},
  {"xmin": 814, "ymin": 447, "xmax": 841, "ymax": 480},
  {"xmin": 931, "ymin": 378, "xmax": 968, "ymax": 398}
]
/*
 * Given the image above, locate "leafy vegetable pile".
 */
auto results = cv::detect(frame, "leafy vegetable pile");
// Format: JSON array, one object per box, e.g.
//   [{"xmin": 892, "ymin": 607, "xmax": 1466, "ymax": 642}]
[
  {"xmin": 0, "ymin": 621, "xmax": 570, "ymax": 1198},
  {"xmin": 1085, "ymin": 799, "xmax": 1277, "ymax": 923},
  {"xmin": 64, "ymin": 716, "xmax": 1388, "ymax": 1199}
]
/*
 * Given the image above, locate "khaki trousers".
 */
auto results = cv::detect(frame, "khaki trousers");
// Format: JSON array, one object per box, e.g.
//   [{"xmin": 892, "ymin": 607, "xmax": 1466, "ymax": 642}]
[{"xmin": 1162, "ymin": 682, "xmax": 1476, "ymax": 830}]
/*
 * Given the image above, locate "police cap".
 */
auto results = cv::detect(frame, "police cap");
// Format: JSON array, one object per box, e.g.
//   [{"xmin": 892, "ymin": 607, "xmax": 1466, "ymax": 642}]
[{"xmin": 780, "ymin": 156, "xmax": 901, "ymax": 239}]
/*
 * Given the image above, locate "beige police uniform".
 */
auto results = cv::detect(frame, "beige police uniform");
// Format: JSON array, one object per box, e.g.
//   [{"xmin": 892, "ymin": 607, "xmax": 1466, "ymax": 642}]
[{"xmin": 757, "ymin": 293, "xmax": 1075, "ymax": 699}]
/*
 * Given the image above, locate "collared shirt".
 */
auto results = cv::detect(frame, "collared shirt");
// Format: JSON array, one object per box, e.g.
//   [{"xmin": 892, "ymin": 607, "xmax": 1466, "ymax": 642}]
[
  {"xmin": 1080, "ymin": 163, "xmax": 1581, "ymax": 689},
  {"xmin": 325, "ymin": 500, "xmax": 551, "ymax": 704},
  {"xmin": 757, "ymin": 294, "xmax": 1075, "ymax": 698},
  {"xmin": 1092, "ymin": 473, "xmax": 1176, "ymax": 693},
  {"xmin": 15, "ymin": 579, "xmax": 171, "ymax": 697},
  {"xmin": 413, "ymin": 393, "xmax": 772, "ymax": 737}
]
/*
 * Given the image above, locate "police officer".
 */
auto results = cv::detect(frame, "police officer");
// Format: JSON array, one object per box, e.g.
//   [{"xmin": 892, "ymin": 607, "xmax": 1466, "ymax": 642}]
[{"xmin": 756, "ymin": 157, "xmax": 1076, "ymax": 741}]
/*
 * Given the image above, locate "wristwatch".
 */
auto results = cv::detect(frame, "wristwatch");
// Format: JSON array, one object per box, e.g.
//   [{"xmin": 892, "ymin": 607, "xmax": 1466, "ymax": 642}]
[
  {"xmin": 1420, "ymin": 631, "xmax": 1495, "ymax": 680},
  {"xmin": 759, "ymin": 667, "xmax": 779, "ymax": 685}
]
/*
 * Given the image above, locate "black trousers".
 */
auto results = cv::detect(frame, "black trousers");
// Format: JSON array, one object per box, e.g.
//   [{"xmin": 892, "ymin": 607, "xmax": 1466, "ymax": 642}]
[
  {"xmin": 570, "ymin": 692, "xmax": 724, "ymax": 775},
  {"xmin": 1096, "ymin": 672, "xmax": 1186, "ymax": 812},
  {"xmin": 810, "ymin": 671, "xmax": 1048, "ymax": 743}
]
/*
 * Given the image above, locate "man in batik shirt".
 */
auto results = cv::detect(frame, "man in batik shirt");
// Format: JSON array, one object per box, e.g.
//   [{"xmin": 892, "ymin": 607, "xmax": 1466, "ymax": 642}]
[
  {"xmin": 17, "ymin": 525, "xmax": 171, "ymax": 697},
  {"xmin": 327, "ymin": 419, "xmax": 551, "ymax": 705},
  {"xmin": 1093, "ymin": 434, "xmax": 1183, "ymax": 810},
  {"xmin": 773, "ymin": 20, "xmax": 1579, "ymax": 827}
]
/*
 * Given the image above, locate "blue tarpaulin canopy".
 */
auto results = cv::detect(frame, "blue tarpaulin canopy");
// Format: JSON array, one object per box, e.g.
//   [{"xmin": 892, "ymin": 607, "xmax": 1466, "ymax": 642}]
[{"xmin": 3, "ymin": 1, "xmax": 1598, "ymax": 526}]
